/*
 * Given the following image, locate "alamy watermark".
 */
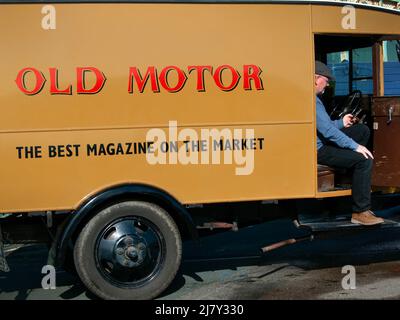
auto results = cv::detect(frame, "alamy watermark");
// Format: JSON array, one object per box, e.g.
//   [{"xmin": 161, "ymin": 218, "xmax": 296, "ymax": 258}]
[
  {"xmin": 146, "ymin": 121, "xmax": 264, "ymax": 176},
  {"xmin": 341, "ymin": 265, "xmax": 356, "ymax": 290},
  {"xmin": 41, "ymin": 5, "xmax": 56, "ymax": 30},
  {"xmin": 341, "ymin": 5, "xmax": 357, "ymax": 30},
  {"xmin": 41, "ymin": 265, "xmax": 56, "ymax": 290}
]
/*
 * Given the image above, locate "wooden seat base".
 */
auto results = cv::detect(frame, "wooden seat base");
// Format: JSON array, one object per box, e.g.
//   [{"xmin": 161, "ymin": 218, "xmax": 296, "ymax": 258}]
[{"xmin": 317, "ymin": 164, "xmax": 335, "ymax": 192}]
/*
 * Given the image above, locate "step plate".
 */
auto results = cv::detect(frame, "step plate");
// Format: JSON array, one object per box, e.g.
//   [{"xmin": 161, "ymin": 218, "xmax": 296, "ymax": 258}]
[{"xmin": 296, "ymin": 217, "xmax": 400, "ymax": 233}]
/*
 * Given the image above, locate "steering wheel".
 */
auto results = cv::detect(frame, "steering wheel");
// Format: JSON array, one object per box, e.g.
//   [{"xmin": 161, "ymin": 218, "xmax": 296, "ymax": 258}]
[{"xmin": 330, "ymin": 90, "xmax": 363, "ymax": 121}]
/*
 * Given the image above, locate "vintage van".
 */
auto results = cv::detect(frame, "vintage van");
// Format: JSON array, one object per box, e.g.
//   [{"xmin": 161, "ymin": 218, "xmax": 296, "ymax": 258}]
[{"xmin": 0, "ymin": 0, "xmax": 399, "ymax": 299}]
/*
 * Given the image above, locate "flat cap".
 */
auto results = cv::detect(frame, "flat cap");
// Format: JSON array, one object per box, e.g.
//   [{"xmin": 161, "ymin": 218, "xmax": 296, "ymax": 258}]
[{"xmin": 315, "ymin": 60, "xmax": 335, "ymax": 81}]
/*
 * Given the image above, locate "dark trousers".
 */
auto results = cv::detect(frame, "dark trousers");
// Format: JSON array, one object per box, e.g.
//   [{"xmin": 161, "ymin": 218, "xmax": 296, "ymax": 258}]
[{"xmin": 317, "ymin": 124, "xmax": 373, "ymax": 213}]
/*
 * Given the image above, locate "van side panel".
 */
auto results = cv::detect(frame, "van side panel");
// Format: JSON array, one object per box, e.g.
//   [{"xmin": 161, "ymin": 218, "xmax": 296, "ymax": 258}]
[{"xmin": 0, "ymin": 4, "xmax": 315, "ymax": 212}]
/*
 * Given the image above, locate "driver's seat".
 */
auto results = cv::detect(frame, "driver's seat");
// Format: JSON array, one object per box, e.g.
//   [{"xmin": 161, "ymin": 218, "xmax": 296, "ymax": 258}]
[
  {"xmin": 318, "ymin": 164, "xmax": 352, "ymax": 192},
  {"xmin": 317, "ymin": 164, "xmax": 335, "ymax": 192}
]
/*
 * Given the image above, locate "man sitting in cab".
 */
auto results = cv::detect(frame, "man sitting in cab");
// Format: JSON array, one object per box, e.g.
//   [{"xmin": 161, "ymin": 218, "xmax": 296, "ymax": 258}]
[{"xmin": 315, "ymin": 61, "xmax": 384, "ymax": 226}]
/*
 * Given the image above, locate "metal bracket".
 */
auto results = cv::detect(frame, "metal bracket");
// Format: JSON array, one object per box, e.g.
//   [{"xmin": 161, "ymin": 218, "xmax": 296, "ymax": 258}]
[
  {"xmin": 46, "ymin": 211, "xmax": 53, "ymax": 228},
  {"xmin": 261, "ymin": 235, "xmax": 314, "ymax": 253},
  {"xmin": 196, "ymin": 221, "xmax": 238, "ymax": 231},
  {"xmin": 387, "ymin": 106, "xmax": 394, "ymax": 125},
  {"xmin": 0, "ymin": 225, "xmax": 10, "ymax": 272}
]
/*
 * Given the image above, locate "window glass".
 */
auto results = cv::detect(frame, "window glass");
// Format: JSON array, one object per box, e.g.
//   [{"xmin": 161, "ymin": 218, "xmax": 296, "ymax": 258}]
[
  {"xmin": 352, "ymin": 47, "xmax": 373, "ymax": 95},
  {"xmin": 352, "ymin": 79, "xmax": 373, "ymax": 93},
  {"xmin": 325, "ymin": 41, "xmax": 400, "ymax": 97},
  {"xmin": 327, "ymin": 51, "xmax": 349, "ymax": 96},
  {"xmin": 384, "ymin": 40, "xmax": 400, "ymax": 96}
]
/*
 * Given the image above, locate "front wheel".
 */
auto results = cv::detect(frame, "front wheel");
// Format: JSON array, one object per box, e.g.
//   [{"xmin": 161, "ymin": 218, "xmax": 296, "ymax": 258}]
[{"xmin": 73, "ymin": 201, "xmax": 182, "ymax": 300}]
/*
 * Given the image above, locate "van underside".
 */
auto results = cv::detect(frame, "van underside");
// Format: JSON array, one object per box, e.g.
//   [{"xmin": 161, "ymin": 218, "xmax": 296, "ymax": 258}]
[{"xmin": 2, "ymin": 189, "xmax": 400, "ymax": 274}]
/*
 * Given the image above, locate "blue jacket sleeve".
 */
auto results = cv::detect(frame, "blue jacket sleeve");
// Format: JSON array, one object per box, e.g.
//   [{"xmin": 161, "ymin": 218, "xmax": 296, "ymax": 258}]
[
  {"xmin": 316, "ymin": 98, "xmax": 358, "ymax": 151},
  {"xmin": 334, "ymin": 119, "xmax": 344, "ymax": 129}
]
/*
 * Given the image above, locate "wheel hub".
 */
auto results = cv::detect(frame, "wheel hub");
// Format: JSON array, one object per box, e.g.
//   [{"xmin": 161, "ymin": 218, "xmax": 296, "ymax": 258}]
[
  {"xmin": 95, "ymin": 216, "xmax": 165, "ymax": 287},
  {"xmin": 115, "ymin": 235, "xmax": 147, "ymax": 268}
]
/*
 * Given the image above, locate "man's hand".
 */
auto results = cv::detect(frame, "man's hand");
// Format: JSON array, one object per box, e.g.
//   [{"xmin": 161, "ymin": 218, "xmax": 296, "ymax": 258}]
[
  {"xmin": 343, "ymin": 114, "xmax": 355, "ymax": 128},
  {"xmin": 356, "ymin": 145, "xmax": 374, "ymax": 159}
]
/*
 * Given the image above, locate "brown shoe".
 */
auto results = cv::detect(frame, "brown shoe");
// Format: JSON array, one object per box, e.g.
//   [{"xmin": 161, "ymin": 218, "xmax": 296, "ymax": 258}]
[{"xmin": 351, "ymin": 210, "xmax": 384, "ymax": 226}]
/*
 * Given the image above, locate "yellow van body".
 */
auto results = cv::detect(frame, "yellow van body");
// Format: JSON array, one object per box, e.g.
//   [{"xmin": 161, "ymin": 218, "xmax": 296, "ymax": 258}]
[
  {"xmin": 1, "ymin": 1, "xmax": 399, "ymax": 300},
  {"xmin": 2, "ymin": 2, "xmax": 399, "ymax": 214}
]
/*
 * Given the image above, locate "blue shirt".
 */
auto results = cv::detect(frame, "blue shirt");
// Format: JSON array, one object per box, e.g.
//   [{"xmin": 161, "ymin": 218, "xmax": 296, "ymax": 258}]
[{"xmin": 316, "ymin": 96, "xmax": 358, "ymax": 151}]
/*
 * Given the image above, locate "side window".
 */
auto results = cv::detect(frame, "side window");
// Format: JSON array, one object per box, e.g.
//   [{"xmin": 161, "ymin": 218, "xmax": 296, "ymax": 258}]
[
  {"xmin": 383, "ymin": 40, "xmax": 400, "ymax": 96},
  {"xmin": 352, "ymin": 47, "xmax": 373, "ymax": 95},
  {"xmin": 328, "ymin": 42, "xmax": 400, "ymax": 97},
  {"xmin": 327, "ymin": 47, "xmax": 374, "ymax": 97},
  {"xmin": 327, "ymin": 51, "xmax": 349, "ymax": 96}
]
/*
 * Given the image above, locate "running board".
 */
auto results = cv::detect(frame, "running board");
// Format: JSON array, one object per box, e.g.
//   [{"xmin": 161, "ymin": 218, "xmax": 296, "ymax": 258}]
[
  {"xmin": 0, "ymin": 224, "xmax": 10, "ymax": 272},
  {"xmin": 294, "ymin": 217, "xmax": 400, "ymax": 233}
]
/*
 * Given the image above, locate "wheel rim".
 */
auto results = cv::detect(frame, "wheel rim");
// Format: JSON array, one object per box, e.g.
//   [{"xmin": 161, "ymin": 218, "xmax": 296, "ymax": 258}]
[{"xmin": 94, "ymin": 216, "xmax": 165, "ymax": 288}]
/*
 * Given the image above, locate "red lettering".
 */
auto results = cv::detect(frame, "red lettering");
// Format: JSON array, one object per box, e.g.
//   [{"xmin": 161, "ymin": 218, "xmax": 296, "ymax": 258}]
[
  {"xmin": 15, "ymin": 67, "xmax": 46, "ymax": 95},
  {"xmin": 15, "ymin": 64, "xmax": 263, "ymax": 96},
  {"xmin": 213, "ymin": 65, "xmax": 240, "ymax": 91},
  {"xmin": 159, "ymin": 66, "xmax": 187, "ymax": 93},
  {"xmin": 49, "ymin": 68, "xmax": 72, "ymax": 95},
  {"xmin": 243, "ymin": 65, "xmax": 263, "ymax": 90},
  {"xmin": 188, "ymin": 66, "xmax": 213, "ymax": 91},
  {"xmin": 128, "ymin": 67, "xmax": 159, "ymax": 93},
  {"xmin": 76, "ymin": 67, "xmax": 106, "ymax": 94}
]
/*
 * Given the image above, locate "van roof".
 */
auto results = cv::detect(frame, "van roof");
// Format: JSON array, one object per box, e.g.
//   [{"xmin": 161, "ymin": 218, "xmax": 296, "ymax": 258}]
[{"xmin": 1, "ymin": 0, "xmax": 399, "ymax": 15}]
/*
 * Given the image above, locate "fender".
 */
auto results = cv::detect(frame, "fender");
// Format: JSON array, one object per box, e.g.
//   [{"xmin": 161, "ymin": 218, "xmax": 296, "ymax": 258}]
[{"xmin": 56, "ymin": 184, "xmax": 198, "ymax": 267}]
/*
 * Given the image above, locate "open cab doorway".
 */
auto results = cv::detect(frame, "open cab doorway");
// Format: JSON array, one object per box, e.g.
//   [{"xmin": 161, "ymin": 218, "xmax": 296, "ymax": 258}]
[
  {"xmin": 315, "ymin": 34, "xmax": 400, "ymax": 197},
  {"xmin": 297, "ymin": 34, "xmax": 400, "ymax": 232}
]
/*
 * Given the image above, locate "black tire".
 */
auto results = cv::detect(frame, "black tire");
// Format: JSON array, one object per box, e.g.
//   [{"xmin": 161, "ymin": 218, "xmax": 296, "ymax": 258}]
[{"xmin": 73, "ymin": 201, "xmax": 182, "ymax": 300}]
